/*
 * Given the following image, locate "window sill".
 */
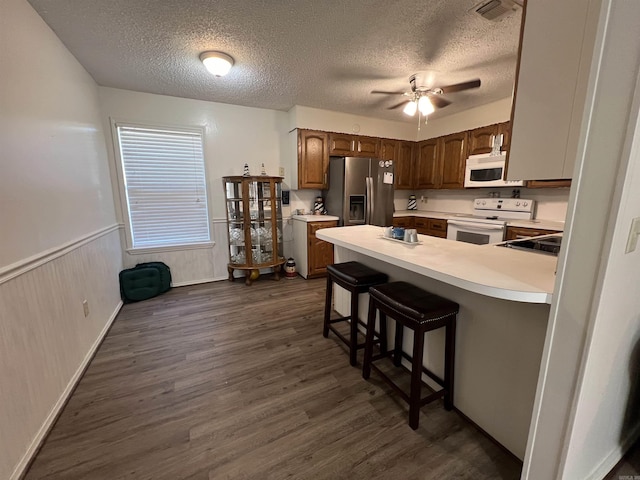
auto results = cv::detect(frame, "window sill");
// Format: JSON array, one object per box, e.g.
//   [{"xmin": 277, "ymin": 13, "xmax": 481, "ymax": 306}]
[{"xmin": 126, "ymin": 242, "xmax": 215, "ymax": 255}]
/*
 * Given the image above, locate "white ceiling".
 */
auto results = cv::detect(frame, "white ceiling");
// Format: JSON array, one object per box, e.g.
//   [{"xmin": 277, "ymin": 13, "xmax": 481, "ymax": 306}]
[{"xmin": 28, "ymin": 0, "xmax": 522, "ymax": 123}]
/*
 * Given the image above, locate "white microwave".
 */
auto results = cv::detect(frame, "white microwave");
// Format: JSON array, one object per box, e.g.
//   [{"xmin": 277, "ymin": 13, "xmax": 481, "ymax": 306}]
[{"xmin": 464, "ymin": 152, "xmax": 524, "ymax": 188}]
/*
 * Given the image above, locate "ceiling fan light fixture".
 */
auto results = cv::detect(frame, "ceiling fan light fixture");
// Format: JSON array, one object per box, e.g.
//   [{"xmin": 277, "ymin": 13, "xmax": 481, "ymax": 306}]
[
  {"xmin": 403, "ymin": 100, "xmax": 417, "ymax": 116},
  {"xmin": 418, "ymin": 95, "xmax": 435, "ymax": 116},
  {"xmin": 200, "ymin": 51, "xmax": 234, "ymax": 77}
]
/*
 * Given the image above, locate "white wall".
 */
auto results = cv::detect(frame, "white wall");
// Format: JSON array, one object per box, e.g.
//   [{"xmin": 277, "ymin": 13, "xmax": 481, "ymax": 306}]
[
  {"xmin": 289, "ymin": 105, "xmax": 417, "ymax": 140},
  {"xmin": 0, "ymin": 1, "xmax": 122, "ymax": 478},
  {"xmin": 416, "ymin": 97, "xmax": 513, "ymax": 140},
  {"xmin": 99, "ymin": 87, "xmax": 290, "ymax": 283},
  {"xmin": 523, "ymin": 1, "xmax": 640, "ymax": 478}
]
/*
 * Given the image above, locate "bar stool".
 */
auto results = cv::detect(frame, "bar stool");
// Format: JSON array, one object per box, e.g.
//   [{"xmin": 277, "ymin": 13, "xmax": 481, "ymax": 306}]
[
  {"xmin": 362, "ymin": 281, "xmax": 458, "ymax": 430},
  {"xmin": 323, "ymin": 261, "xmax": 388, "ymax": 366}
]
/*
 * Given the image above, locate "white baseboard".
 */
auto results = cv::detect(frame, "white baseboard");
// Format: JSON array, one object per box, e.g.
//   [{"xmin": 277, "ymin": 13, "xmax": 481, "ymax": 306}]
[
  {"xmin": 10, "ymin": 300, "xmax": 123, "ymax": 480},
  {"xmin": 171, "ymin": 277, "xmax": 218, "ymax": 287},
  {"xmin": 584, "ymin": 423, "xmax": 640, "ymax": 480}
]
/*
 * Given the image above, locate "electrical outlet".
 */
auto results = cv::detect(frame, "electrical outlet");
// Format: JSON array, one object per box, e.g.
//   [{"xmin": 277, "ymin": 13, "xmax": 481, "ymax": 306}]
[
  {"xmin": 279, "ymin": 167, "xmax": 285, "ymax": 177},
  {"xmin": 82, "ymin": 300, "xmax": 89, "ymax": 317}
]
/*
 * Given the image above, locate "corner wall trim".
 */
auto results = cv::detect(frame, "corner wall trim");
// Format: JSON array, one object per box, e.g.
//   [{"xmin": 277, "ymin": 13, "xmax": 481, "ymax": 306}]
[
  {"xmin": 0, "ymin": 224, "xmax": 120, "ymax": 285},
  {"xmin": 10, "ymin": 300, "xmax": 124, "ymax": 480}
]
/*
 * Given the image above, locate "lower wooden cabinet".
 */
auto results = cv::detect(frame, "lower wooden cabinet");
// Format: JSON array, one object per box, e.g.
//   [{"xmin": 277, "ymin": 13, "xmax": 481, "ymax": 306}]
[
  {"xmin": 393, "ymin": 216, "xmax": 447, "ymax": 238},
  {"xmin": 505, "ymin": 226, "xmax": 561, "ymax": 240},
  {"xmin": 392, "ymin": 216, "xmax": 415, "ymax": 228},
  {"xmin": 292, "ymin": 219, "xmax": 338, "ymax": 279}
]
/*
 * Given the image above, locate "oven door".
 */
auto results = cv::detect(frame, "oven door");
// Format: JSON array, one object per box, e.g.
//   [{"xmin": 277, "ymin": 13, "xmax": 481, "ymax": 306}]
[{"xmin": 446, "ymin": 220, "xmax": 506, "ymax": 245}]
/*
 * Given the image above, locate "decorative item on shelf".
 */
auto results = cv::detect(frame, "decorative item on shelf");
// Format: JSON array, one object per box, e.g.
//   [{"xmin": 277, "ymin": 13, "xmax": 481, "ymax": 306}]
[
  {"xmin": 261, "ymin": 163, "xmax": 267, "ymax": 176},
  {"xmin": 313, "ymin": 196, "xmax": 326, "ymax": 215},
  {"xmin": 243, "ymin": 163, "xmax": 250, "ymax": 177},
  {"xmin": 284, "ymin": 258, "xmax": 297, "ymax": 279},
  {"xmin": 407, "ymin": 194, "xmax": 417, "ymax": 210}
]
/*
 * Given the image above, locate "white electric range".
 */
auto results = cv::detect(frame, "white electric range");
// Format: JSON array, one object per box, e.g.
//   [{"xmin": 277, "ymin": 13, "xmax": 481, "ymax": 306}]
[{"xmin": 446, "ymin": 198, "xmax": 535, "ymax": 245}]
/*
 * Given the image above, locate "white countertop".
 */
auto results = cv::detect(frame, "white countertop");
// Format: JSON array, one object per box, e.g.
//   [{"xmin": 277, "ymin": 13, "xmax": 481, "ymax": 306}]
[
  {"xmin": 292, "ymin": 214, "xmax": 340, "ymax": 222},
  {"xmin": 393, "ymin": 210, "xmax": 564, "ymax": 232},
  {"xmin": 317, "ymin": 225, "xmax": 557, "ymax": 304}
]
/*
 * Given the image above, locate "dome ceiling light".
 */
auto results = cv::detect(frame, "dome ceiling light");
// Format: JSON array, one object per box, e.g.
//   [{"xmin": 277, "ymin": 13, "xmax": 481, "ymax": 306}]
[{"xmin": 200, "ymin": 51, "xmax": 234, "ymax": 77}]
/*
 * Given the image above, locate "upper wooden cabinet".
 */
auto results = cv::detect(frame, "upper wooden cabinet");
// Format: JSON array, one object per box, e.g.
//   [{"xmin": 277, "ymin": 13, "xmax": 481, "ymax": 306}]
[
  {"xmin": 498, "ymin": 122, "xmax": 511, "ymax": 151},
  {"xmin": 395, "ymin": 141, "xmax": 415, "ymax": 190},
  {"xmin": 526, "ymin": 179, "xmax": 572, "ymax": 188},
  {"xmin": 329, "ymin": 133, "xmax": 380, "ymax": 158},
  {"xmin": 507, "ymin": 0, "xmax": 599, "ymax": 180},
  {"xmin": 329, "ymin": 133, "xmax": 355, "ymax": 156},
  {"xmin": 380, "ymin": 139, "xmax": 397, "ymax": 161},
  {"xmin": 468, "ymin": 125, "xmax": 498, "ymax": 155},
  {"xmin": 439, "ymin": 132, "xmax": 468, "ymax": 189},
  {"xmin": 298, "ymin": 129, "xmax": 329, "ymax": 189},
  {"xmin": 415, "ymin": 139, "xmax": 439, "ymax": 189}
]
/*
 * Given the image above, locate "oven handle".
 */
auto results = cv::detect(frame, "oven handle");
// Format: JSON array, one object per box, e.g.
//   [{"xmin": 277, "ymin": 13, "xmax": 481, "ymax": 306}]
[{"xmin": 447, "ymin": 220, "xmax": 505, "ymax": 231}]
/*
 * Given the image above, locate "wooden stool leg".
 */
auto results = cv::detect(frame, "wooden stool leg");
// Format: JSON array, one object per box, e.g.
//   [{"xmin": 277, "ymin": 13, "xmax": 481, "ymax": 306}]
[
  {"xmin": 393, "ymin": 322, "xmax": 403, "ymax": 367},
  {"xmin": 409, "ymin": 328, "xmax": 425, "ymax": 430},
  {"xmin": 349, "ymin": 289, "xmax": 359, "ymax": 366},
  {"xmin": 362, "ymin": 297, "xmax": 377, "ymax": 380},
  {"xmin": 323, "ymin": 274, "xmax": 332, "ymax": 338},
  {"xmin": 444, "ymin": 317, "xmax": 457, "ymax": 411},
  {"xmin": 378, "ymin": 311, "xmax": 388, "ymax": 355}
]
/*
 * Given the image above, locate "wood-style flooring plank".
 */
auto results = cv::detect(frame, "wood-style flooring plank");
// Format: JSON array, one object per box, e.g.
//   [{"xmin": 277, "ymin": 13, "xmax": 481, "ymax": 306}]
[{"xmin": 24, "ymin": 276, "xmax": 521, "ymax": 480}]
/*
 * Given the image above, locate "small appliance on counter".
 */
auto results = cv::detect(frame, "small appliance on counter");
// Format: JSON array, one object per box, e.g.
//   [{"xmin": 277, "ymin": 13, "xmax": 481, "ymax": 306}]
[{"xmin": 447, "ymin": 197, "xmax": 536, "ymax": 245}]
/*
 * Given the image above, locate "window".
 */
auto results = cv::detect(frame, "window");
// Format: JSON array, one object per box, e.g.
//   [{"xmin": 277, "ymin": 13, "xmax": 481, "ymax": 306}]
[{"xmin": 116, "ymin": 124, "xmax": 210, "ymax": 249}]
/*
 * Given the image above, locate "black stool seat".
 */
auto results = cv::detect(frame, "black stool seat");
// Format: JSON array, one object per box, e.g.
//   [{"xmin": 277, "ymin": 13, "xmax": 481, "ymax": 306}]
[
  {"xmin": 369, "ymin": 282, "xmax": 459, "ymax": 326},
  {"xmin": 363, "ymin": 281, "xmax": 458, "ymax": 430},
  {"xmin": 327, "ymin": 262, "xmax": 388, "ymax": 289},
  {"xmin": 324, "ymin": 262, "xmax": 388, "ymax": 366}
]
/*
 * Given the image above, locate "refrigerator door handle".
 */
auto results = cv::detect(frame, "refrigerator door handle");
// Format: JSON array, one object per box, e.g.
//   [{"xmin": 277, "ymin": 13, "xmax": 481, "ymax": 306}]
[{"xmin": 365, "ymin": 176, "xmax": 373, "ymax": 225}]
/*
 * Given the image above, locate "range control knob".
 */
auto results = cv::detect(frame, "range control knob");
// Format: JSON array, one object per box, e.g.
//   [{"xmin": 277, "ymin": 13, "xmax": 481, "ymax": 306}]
[
  {"xmin": 515, "ymin": 201, "xmax": 521, "ymax": 206},
  {"xmin": 523, "ymin": 201, "xmax": 529, "ymax": 207},
  {"xmin": 482, "ymin": 200, "xmax": 486, "ymax": 206}
]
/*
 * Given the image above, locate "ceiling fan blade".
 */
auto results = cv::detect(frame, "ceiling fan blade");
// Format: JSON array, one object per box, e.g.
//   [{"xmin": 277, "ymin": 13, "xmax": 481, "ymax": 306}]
[
  {"xmin": 439, "ymin": 79, "xmax": 481, "ymax": 94},
  {"xmin": 388, "ymin": 100, "xmax": 409, "ymax": 110},
  {"xmin": 430, "ymin": 96, "xmax": 452, "ymax": 109},
  {"xmin": 371, "ymin": 90, "xmax": 406, "ymax": 95}
]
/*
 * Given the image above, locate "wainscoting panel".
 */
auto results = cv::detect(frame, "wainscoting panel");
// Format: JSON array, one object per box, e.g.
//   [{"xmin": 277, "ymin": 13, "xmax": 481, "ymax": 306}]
[{"xmin": 0, "ymin": 227, "xmax": 123, "ymax": 480}]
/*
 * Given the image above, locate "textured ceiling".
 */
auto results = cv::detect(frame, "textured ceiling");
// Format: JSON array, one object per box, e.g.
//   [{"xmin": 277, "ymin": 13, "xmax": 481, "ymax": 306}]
[{"xmin": 27, "ymin": 0, "xmax": 522, "ymax": 123}]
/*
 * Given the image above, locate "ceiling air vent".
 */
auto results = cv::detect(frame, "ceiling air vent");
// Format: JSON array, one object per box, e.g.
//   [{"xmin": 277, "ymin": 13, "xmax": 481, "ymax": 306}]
[{"xmin": 473, "ymin": 0, "xmax": 521, "ymax": 21}]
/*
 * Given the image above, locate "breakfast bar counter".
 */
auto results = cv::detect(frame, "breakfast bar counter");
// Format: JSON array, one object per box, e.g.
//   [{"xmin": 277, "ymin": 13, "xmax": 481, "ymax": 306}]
[{"xmin": 316, "ymin": 225, "xmax": 553, "ymax": 460}]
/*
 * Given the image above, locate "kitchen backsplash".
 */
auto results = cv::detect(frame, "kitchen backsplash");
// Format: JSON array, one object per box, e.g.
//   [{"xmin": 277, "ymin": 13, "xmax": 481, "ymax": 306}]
[{"xmin": 394, "ymin": 188, "xmax": 570, "ymax": 222}]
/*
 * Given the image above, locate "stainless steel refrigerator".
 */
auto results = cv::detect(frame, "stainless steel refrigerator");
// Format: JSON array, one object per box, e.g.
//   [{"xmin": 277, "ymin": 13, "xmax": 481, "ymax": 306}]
[{"xmin": 323, "ymin": 156, "xmax": 395, "ymax": 227}]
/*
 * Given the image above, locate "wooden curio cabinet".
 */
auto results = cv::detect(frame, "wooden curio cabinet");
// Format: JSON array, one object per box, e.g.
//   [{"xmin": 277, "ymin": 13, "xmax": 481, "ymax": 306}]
[{"xmin": 223, "ymin": 176, "xmax": 286, "ymax": 285}]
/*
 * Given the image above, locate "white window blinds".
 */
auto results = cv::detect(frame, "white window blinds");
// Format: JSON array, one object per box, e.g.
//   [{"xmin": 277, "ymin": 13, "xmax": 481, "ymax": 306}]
[{"xmin": 116, "ymin": 125, "xmax": 210, "ymax": 249}]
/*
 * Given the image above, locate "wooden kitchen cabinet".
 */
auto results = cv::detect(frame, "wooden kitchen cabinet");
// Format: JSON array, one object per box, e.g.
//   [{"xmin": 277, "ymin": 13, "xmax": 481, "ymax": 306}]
[
  {"xmin": 395, "ymin": 141, "xmax": 415, "ymax": 190},
  {"xmin": 414, "ymin": 217, "xmax": 448, "ymax": 238},
  {"xmin": 392, "ymin": 216, "xmax": 415, "ymax": 228},
  {"xmin": 526, "ymin": 179, "xmax": 572, "ymax": 188},
  {"xmin": 415, "ymin": 138, "xmax": 439, "ymax": 189},
  {"xmin": 380, "ymin": 138, "xmax": 397, "ymax": 161},
  {"xmin": 292, "ymin": 219, "xmax": 337, "ymax": 279},
  {"xmin": 468, "ymin": 122, "xmax": 511, "ymax": 155},
  {"xmin": 329, "ymin": 133, "xmax": 380, "ymax": 158},
  {"xmin": 298, "ymin": 129, "xmax": 329, "ymax": 189},
  {"xmin": 505, "ymin": 226, "xmax": 561, "ymax": 240},
  {"xmin": 439, "ymin": 132, "xmax": 468, "ymax": 189},
  {"xmin": 307, "ymin": 221, "xmax": 337, "ymax": 278},
  {"xmin": 468, "ymin": 124, "xmax": 498, "ymax": 155},
  {"xmin": 329, "ymin": 133, "xmax": 355, "ymax": 156}
]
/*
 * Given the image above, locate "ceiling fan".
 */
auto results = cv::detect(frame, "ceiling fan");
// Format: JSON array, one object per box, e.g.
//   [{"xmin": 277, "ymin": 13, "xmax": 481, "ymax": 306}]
[{"xmin": 371, "ymin": 74, "xmax": 481, "ymax": 126}]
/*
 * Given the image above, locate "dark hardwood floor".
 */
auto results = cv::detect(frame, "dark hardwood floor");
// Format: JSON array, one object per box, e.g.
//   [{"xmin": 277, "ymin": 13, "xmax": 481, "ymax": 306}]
[{"xmin": 24, "ymin": 276, "xmax": 522, "ymax": 479}]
